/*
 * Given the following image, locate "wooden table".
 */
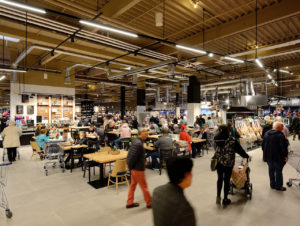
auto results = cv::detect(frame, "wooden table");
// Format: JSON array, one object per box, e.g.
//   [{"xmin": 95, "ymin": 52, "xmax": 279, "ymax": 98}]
[
  {"xmin": 148, "ymin": 134, "xmax": 161, "ymax": 140},
  {"xmin": 84, "ymin": 150, "xmax": 128, "ymax": 189},
  {"xmin": 107, "ymin": 130, "xmax": 120, "ymax": 135},
  {"xmin": 131, "ymin": 130, "xmax": 138, "ymax": 135},
  {"xmin": 107, "ymin": 130, "xmax": 138, "ymax": 136},
  {"xmin": 86, "ymin": 135, "xmax": 97, "ymax": 139},
  {"xmin": 191, "ymin": 138, "xmax": 206, "ymax": 143}
]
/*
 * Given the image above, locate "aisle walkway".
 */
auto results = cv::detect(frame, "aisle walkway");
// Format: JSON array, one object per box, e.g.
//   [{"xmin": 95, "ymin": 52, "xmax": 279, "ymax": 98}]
[{"xmin": 0, "ymin": 139, "xmax": 299, "ymax": 226}]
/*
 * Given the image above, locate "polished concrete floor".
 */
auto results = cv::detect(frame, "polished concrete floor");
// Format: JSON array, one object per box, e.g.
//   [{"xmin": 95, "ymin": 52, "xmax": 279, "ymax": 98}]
[{"xmin": 0, "ymin": 138, "xmax": 299, "ymax": 226}]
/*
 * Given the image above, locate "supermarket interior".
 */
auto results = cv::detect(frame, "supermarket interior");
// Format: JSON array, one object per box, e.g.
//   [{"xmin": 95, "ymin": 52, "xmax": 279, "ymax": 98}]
[{"xmin": 0, "ymin": 0, "xmax": 299, "ymax": 226}]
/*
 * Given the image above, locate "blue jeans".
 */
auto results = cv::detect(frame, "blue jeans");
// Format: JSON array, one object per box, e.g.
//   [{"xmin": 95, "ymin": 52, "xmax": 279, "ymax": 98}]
[
  {"xmin": 114, "ymin": 138, "xmax": 130, "ymax": 149},
  {"xmin": 267, "ymin": 162, "xmax": 284, "ymax": 189},
  {"xmin": 146, "ymin": 150, "xmax": 160, "ymax": 169}
]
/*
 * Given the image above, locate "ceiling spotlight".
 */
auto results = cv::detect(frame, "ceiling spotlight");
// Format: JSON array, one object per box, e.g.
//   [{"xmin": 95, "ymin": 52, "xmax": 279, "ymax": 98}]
[
  {"xmin": 267, "ymin": 74, "xmax": 272, "ymax": 79},
  {"xmin": 0, "ymin": 75, "xmax": 6, "ymax": 81},
  {"xmin": 208, "ymin": 53, "xmax": 214, "ymax": 57},
  {"xmin": 0, "ymin": 0, "xmax": 46, "ymax": 14},
  {"xmin": 79, "ymin": 20, "xmax": 138, "ymax": 38},
  {"xmin": 255, "ymin": 58, "xmax": 263, "ymax": 68},
  {"xmin": 176, "ymin": 44, "xmax": 207, "ymax": 55},
  {"xmin": 273, "ymin": 69, "xmax": 277, "ymax": 72}
]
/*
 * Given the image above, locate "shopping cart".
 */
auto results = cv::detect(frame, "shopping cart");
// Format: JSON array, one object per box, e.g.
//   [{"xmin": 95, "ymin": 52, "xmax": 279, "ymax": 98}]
[
  {"xmin": 43, "ymin": 141, "xmax": 65, "ymax": 176},
  {"xmin": 0, "ymin": 162, "xmax": 13, "ymax": 218},
  {"xmin": 230, "ymin": 156, "xmax": 252, "ymax": 200},
  {"xmin": 286, "ymin": 153, "xmax": 300, "ymax": 188}
]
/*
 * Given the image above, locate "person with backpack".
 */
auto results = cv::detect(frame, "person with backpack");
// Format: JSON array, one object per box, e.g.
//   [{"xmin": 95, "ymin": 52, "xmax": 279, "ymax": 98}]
[{"xmin": 214, "ymin": 125, "xmax": 249, "ymax": 205}]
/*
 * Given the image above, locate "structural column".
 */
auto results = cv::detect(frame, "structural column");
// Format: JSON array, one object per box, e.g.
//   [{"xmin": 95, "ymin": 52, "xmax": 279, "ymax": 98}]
[
  {"xmin": 120, "ymin": 86, "xmax": 125, "ymax": 119},
  {"xmin": 136, "ymin": 80, "xmax": 146, "ymax": 124},
  {"xmin": 187, "ymin": 76, "xmax": 201, "ymax": 126},
  {"xmin": 175, "ymin": 85, "xmax": 180, "ymax": 117}
]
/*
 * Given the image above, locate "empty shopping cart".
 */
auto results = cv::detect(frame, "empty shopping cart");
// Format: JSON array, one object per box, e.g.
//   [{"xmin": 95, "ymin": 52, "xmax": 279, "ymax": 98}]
[
  {"xmin": 43, "ymin": 141, "xmax": 65, "ymax": 176},
  {"xmin": 0, "ymin": 162, "xmax": 13, "ymax": 218}
]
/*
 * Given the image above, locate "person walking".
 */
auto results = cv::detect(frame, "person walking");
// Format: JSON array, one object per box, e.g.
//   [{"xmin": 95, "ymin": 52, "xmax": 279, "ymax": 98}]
[
  {"xmin": 291, "ymin": 114, "xmax": 300, "ymax": 141},
  {"xmin": 214, "ymin": 125, "xmax": 249, "ymax": 205},
  {"xmin": 1, "ymin": 121, "xmax": 22, "ymax": 162},
  {"xmin": 126, "ymin": 128, "xmax": 152, "ymax": 209},
  {"xmin": 262, "ymin": 121, "xmax": 288, "ymax": 191},
  {"xmin": 152, "ymin": 157, "xmax": 196, "ymax": 226}
]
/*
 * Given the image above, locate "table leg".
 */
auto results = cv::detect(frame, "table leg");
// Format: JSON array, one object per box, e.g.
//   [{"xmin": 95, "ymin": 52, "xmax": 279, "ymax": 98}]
[
  {"xmin": 71, "ymin": 149, "xmax": 74, "ymax": 173},
  {"xmin": 87, "ymin": 162, "xmax": 108, "ymax": 189}
]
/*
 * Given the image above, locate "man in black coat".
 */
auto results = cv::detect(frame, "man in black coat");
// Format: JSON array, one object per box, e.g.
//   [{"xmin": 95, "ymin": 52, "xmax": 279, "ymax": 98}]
[
  {"xmin": 152, "ymin": 157, "xmax": 196, "ymax": 226},
  {"xmin": 262, "ymin": 121, "xmax": 288, "ymax": 191},
  {"xmin": 126, "ymin": 128, "xmax": 152, "ymax": 208}
]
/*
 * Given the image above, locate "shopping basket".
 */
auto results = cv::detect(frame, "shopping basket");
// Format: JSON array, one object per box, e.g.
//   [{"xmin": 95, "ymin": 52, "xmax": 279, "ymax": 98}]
[{"xmin": 0, "ymin": 162, "xmax": 13, "ymax": 218}]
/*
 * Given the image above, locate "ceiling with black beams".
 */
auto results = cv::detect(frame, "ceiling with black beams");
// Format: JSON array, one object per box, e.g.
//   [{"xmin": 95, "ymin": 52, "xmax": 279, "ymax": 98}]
[{"xmin": 0, "ymin": 0, "xmax": 300, "ymax": 107}]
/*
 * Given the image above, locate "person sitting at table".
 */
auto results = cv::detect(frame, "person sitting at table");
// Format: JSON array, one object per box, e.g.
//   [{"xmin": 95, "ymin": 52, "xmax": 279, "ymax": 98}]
[
  {"xmin": 49, "ymin": 124, "xmax": 60, "ymax": 139},
  {"xmin": 131, "ymin": 116, "xmax": 139, "ymax": 129},
  {"xmin": 75, "ymin": 132, "xmax": 88, "ymax": 145},
  {"xmin": 114, "ymin": 122, "xmax": 131, "ymax": 149},
  {"xmin": 60, "ymin": 128, "xmax": 74, "ymax": 144},
  {"xmin": 105, "ymin": 120, "xmax": 118, "ymax": 147},
  {"xmin": 86, "ymin": 125, "xmax": 98, "ymax": 137},
  {"xmin": 150, "ymin": 122, "xmax": 159, "ymax": 134},
  {"xmin": 152, "ymin": 128, "xmax": 173, "ymax": 170},
  {"xmin": 192, "ymin": 127, "xmax": 207, "ymax": 157},
  {"xmin": 173, "ymin": 124, "xmax": 181, "ymax": 134},
  {"xmin": 168, "ymin": 122, "xmax": 174, "ymax": 132},
  {"xmin": 96, "ymin": 125, "xmax": 105, "ymax": 146},
  {"xmin": 36, "ymin": 129, "xmax": 49, "ymax": 150},
  {"xmin": 35, "ymin": 124, "xmax": 42, "ymax": 136},
  {"xmin": 179, "ymin": 125, "xmax": 191, "ymax": 154}
]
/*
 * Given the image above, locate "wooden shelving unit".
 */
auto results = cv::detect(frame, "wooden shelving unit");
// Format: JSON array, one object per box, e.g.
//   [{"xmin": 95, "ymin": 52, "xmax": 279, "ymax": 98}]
[
  {"xmin": 37, "ymin": 95, "xmax": 50, "ymax": 122},
  {"xmin": 51, "ymin": 96, "xmax": 62, "ymax": 122},
  {"xmin": 63, "ymin": 96, "xmax": 74, "ymax": 119}
]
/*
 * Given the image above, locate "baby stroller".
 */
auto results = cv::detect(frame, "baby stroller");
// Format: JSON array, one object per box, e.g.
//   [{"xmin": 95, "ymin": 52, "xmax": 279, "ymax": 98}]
[
  {"xmin": 230, "ymin": 157, "xmax": 252, "ymax": 200},
  {"xmin": 43, "ymin": 141, "xmax": 65, "ymax": 176}
]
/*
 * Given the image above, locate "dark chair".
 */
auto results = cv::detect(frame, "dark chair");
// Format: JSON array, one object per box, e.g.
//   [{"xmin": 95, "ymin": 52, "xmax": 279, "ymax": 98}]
[
  {"xmin": 82, "ymin": 141, "xmax": 99, "ymax": 181},
  {"xmin": 159, "ymin": 149, "xmax": 173, "ymax": 175}
]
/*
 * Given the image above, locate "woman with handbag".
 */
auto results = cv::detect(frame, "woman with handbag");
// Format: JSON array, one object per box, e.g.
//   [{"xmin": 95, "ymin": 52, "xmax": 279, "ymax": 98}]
[{"xmin": 213, "ymin": 125, "xmax": 249, "ymax": 205}]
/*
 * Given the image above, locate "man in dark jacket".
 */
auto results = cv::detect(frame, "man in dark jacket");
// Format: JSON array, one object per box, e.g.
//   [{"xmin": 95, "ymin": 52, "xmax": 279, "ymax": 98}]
[
  {"xmin": 126, "ymin": 128, "xmax": 152, "ymax": 208},
  {"xmin": 262, "ymin": 121, "xmax": 288, "ymax": 191},
  {"xmin": 152, "ymin": 157, "xmax": 196, "ymax": 226}
]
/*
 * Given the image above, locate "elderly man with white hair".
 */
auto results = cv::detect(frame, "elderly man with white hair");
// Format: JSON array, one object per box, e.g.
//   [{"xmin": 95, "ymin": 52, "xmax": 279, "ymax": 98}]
[
  {"xmin": 262, "ymin": 121, "xmax": 288, "ymax": 191},
  {"xmin": 1, "ymin": 121, "xmax": 22, "ymax": 162}
]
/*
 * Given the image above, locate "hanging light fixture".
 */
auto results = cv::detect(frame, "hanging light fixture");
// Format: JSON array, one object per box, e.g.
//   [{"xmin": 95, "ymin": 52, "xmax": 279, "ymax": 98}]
[
  {"xmin": 176, "ymin": 44, "xmax": 207, "ymax": 55},
  {"xmin": 0, "ymin": 0, "xmax": 46, "ymax": 14},
  {"xmin": 79, "ymin": 20, "xmax": 138, "ymax": 38}
]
